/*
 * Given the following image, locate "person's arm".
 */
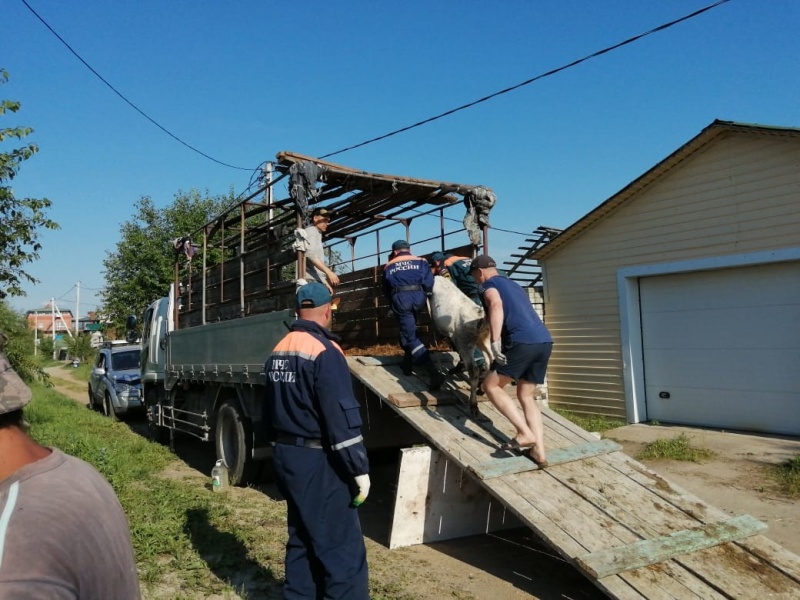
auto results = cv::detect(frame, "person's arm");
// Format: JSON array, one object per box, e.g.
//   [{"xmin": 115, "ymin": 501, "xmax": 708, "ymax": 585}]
[
  {"xmin": 483, "ymin": 288, "xmax": 504, "ymax": 343},
  {"xmin": 483, "ymin": 287, "xmax": 507, "ymax": 364},
  {"xmin": 422, "ymin": 260, "xmax": 435, "ymax": 294},
  {"xmin": 305, "ymin": 227, "xmax": 340, "ymax": 286},
  {"xmin": 306, "ymin": 255, "xmax": 339, "ymax": 287},
  {"xmin": 314, "ymin": 348, "xmax": 369, "ymax": 478}
]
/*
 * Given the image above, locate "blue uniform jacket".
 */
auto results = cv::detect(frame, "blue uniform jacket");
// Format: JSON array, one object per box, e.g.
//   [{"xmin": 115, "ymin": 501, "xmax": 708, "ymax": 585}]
[
  {"xmin": 382, "ymin": 251, "xmax": 434, "ymax": 300},
  {"xmin": 264, "ymin": 319, "xmax": 369, "ymax": 477}
]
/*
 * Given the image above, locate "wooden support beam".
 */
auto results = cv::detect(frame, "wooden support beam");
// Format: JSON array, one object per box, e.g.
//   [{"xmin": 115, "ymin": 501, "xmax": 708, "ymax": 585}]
[
  {"xmin": 389, "ymin": 446, "xmax": 522, "ymax": 549},
  {"xmin": 469, "ymin": 439, "xmax": 621, "ymax": 480},
  {"xmin": 387, "ymin": 391, "xmax": 460, "ymax": 408},
  {"xmin": 575, "ymin": 515, "xmax": 768, "ymax": 579}
]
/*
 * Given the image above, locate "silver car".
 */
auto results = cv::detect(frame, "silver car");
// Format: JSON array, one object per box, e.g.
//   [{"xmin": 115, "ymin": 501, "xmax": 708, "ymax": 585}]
[{"xmin": 87, "ymin": 343, "xmax": 143, "ymax": 419}]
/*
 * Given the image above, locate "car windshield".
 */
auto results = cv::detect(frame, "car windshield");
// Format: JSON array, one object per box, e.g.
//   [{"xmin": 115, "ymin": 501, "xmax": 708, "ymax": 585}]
[{"xmin": 112, "ymin": 350, "xmax": 140, "ymax": 371}]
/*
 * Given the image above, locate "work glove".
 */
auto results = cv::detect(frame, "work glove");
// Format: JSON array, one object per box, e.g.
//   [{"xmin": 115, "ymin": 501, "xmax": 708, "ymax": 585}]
[
  {"xmin": 491, "ymin": 341, "xmax": 507, "ymax": 366},
  {"xmin": 352, "ymin": 474, "xmax": 371, "ymax": 507}
]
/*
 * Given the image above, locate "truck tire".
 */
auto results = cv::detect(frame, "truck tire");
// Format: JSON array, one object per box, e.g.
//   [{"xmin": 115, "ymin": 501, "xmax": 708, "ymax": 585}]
[
  {"xmin": 145, "ymin": 389, "xmax": 169, "ymax": 445},
  {"xmin": 215, "ymin": 401, "xmax": 259, "ymax": 486}
]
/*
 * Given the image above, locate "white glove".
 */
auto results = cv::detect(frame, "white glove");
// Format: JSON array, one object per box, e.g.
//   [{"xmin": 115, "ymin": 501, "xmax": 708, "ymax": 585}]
[
  {"xmin": 353, "ymin": 474, "xmax": 371, "ymax": 507},
  {"xmin": 491, "ymin": 341, "xmax": 507, "ymax": 366}
]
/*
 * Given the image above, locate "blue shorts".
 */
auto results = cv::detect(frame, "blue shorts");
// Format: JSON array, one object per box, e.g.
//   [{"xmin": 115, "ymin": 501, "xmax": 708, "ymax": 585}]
[{"xmin": 495, "ymin": 342, "xmax": 553, "ymax": 384}]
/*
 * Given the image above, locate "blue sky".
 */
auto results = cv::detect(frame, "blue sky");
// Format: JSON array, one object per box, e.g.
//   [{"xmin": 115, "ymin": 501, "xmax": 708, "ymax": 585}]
[{"xmin": 3, "ymin": 0, "xmax": 798, "ymax": 316}]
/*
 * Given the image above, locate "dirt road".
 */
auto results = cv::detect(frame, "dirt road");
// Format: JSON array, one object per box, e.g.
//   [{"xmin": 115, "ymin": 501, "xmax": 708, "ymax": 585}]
[{"xmin": 45, "ymin": 365, "xmax": 800, "ymax": 598}]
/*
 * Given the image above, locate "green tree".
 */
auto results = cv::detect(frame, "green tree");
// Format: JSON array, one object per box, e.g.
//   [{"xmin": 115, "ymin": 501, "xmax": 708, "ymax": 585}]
[
  {"xmin": 38, "ymin": 334, "xmax": 54, "ymax": 359},
  {"xmin": 65, "ymin": 333, "xmax": 95, "ymax": 363},
  {"xmin": 0, "ymin": 300, "xmax": 48, "ymax": 384},
  {"xmin": 0, "ymin": 70, "xmax": 59, "ymax": 299},
  {"xmin": 100, "ymin": 190, "xmax": 235, "ymax": 330}
]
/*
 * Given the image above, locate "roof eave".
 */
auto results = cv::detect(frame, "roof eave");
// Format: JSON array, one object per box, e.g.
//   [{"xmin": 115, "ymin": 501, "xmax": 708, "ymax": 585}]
[{"xmin": 533, "ymin": 120, "xmax": 800, "ymax": 260}]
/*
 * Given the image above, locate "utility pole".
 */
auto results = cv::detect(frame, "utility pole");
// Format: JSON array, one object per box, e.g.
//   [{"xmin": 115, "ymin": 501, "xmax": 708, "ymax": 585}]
[{"xmin": 75, "ymin": 281, "xmax": 80, "ymax": 336}]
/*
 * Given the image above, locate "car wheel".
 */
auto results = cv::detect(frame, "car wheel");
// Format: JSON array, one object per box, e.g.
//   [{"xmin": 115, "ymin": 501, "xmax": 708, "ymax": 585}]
[
  {"xmin": 87, "ymin": 385, "xmax": 95, "ymax": 410},
  {"xmin": 103, "ymin": 393, "xmax": 120, "ymax": 421},
  {"xmin": 215, "ymin": 401, "xmax": 260, "ymax": 486}
]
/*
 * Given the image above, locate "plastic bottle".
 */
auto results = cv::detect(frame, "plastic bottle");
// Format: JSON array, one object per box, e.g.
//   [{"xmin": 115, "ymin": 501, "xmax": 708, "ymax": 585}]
[{"xmin": 211, "ymin": 459, "xmax": 229, "ymax": 493}]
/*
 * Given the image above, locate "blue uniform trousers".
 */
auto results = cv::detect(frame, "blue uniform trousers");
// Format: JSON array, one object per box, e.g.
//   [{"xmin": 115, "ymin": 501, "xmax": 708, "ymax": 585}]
[
  {"xmin": 273, "ymin": 444, "xmax": 369, "ymax": 600},
  {"xmin": 391, "ymin": 290, "xmax": 430, "ymax": 364}
]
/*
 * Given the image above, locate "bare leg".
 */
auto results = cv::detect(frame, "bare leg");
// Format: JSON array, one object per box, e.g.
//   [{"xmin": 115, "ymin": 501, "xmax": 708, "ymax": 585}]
[
  {"xmin": 482, "ymin": 371, "xmax": 535, "ymax": 445},
  {"xmin": 517, "ymin": 379, "xmax": 546, "ymax": 463}
]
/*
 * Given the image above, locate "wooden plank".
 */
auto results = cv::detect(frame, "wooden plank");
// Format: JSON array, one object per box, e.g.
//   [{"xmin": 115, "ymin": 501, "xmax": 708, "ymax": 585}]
[
  {"xmin": 387, "ymin": 391, "xmax": 460, "ymax": 408},
  {"xmin": 356, "ymin": 356, "xmax": 401, "ymax": 366},
  {"xmin": 679, "ymin": 542, "xmax": 800, "ymax": 598},
  {"xmin": 577, "ymin": 515, "xmax": 768, "ymax": 579},
  {"xmin": 470, "ymin": 439, "xmax": 622, "ymax": 479},
  {"xmin": 546, "ymin": 443, "xmax": 800, "ymax": 596},
  {"xmin": 396, "ymin": 405, "xmax": 766, "ymax": 598},
  {"xmin": 346, "ymin": 357, "xmax": 800, "ymax": 598},
  {"xmin": 388, "ymin": 446, "xmax": 522, "ymax": 549}
]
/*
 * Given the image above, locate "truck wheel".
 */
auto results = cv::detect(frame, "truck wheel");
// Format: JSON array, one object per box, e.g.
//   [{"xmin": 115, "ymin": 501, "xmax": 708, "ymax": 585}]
[
  {"xmin": 145, "ymin": 389, "xmax": 169, "ymax": 445},
  {"xmin": 215, "ymin": 401, "xmax": 259, "ymax": 486}
]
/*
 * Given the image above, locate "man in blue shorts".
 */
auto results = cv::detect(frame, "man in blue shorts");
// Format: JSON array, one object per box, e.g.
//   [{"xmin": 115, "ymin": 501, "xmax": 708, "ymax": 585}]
[{"xmin": 471, "ymin": 255, "xmax": 553, "ymax": 466}]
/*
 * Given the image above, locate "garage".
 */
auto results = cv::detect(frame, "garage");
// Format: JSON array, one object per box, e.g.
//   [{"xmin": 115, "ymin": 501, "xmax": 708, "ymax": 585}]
[{"xmin": 640, "ymin": 261, "xmax": 800, "ymax": 435}]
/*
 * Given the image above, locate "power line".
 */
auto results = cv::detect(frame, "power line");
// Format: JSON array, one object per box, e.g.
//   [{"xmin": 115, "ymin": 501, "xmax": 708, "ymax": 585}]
[
  {"xmin": 320, "ymin": 0, "xmax": 731, "ymax": 159},
  {"xmin": 19, "ymin": 0, "xmax": 255, "ymax": 171}
]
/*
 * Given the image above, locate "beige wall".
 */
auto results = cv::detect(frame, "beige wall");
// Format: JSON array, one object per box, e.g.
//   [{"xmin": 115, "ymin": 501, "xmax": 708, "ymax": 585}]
[{"xmin": 540, "ymin": 132, "xmax": 800, "ymax": 418}]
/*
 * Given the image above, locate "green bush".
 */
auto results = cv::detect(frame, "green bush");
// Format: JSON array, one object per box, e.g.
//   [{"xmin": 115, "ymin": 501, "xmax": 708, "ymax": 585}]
[
  {"xmin": 0, "ymin": 300, "xmax": 48, "ymax": 384},
  {"xmin": 66, "ymin": 332, "xmax": 96, "ymax": 362},
  {"xmin": 38, "ymin": 335, "xmax": 55, "ymax": 359}
]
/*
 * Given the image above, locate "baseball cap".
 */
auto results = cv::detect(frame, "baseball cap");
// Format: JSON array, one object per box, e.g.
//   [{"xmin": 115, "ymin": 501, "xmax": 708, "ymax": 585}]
[
  {"xmin": 312, "ymin": 207, "xmax": 333, "ymax": 218},
  {"xmin": 470, "ymin": 255, "xmax": 496, "ymax": 270},
  {"xmin": 0, "ymin": 351, "xmax": 32, "ymax": 415},
  {"xmin": 429, "ymin": 252, "xmax": 445, "ymax": 263},
  {"xmin": 391, "ymin": 240, "xmax": 411, "ymax": 251},
  {"xmin": 296, "ymin": 281, "xmax": 332, "ymax": 309}
]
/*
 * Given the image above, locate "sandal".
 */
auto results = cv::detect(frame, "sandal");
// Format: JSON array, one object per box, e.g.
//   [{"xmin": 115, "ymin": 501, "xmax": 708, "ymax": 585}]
[{"xmin": 499, "ymin": 438, "xmax": 537, "ymax": 452}]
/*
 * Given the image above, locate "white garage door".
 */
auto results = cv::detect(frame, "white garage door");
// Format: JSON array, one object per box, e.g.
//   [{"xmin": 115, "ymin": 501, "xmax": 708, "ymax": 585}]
[{"xmin": 640, "ymin": 261, "xmax": 800, "ymax": 435}]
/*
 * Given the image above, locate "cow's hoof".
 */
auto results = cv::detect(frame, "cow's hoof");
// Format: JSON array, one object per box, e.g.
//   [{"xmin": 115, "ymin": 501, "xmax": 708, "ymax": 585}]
[{"xmin": 471, "ymin": 407, "xmax": 488, "ymax": 422}]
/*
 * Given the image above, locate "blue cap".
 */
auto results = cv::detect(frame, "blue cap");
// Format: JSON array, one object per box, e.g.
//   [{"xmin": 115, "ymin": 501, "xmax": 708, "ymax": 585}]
[
  {"xmin": 430, "ymin": 252, "xmax": 445, "ymax": 263},
  {"xmin": 296, "ymin": 281, "xmax": 332, "ymax": 309},
  {"xmin": 391, "ymin": 239, "xmax": 410, "ymax": 251}
]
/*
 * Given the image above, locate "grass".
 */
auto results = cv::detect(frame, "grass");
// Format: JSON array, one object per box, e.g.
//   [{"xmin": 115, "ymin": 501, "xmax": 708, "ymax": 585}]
[
  {"xmin": 551, "ymin": 407, "xmax": 626, "ymax": 433},
  {"xmin": 25, "ymin": 382, "xmax": 442, "ymax": 599},
  {"xmin": 770, "ymin": 456, "xmax": 800, "ymax": 498},
  {"xmin": 26, "ymin": 383, "xmax": 286, "ymax": 599},
  {"xmin": 636, "ymin": 433, "xmax": 716, "ymax": 462}
]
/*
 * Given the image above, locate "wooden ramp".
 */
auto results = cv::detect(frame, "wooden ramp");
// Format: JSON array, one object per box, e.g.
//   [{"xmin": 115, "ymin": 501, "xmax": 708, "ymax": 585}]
[{"xmin": 348, "ymin": 354, "xmax": 800, "ymax": 599}]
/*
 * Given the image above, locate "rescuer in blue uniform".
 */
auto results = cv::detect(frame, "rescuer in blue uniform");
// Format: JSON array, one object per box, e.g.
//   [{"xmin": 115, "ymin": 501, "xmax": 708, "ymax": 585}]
[
  {"xmin": 383, "ymin": 240, "xmax": 445, "ymax": 390},
  {"xmin": 428, "ymin": 252, "xmax": 481, "ymax": 305},
  {"xmin": 264, "ymin": 282, "xmax": 370, "ymax": 600}
]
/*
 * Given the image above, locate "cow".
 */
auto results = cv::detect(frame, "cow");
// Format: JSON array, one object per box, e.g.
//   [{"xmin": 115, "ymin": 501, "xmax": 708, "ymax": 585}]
[{"xmin": 428, "ymin": 275, "xmax": 492, "ymax": 418}]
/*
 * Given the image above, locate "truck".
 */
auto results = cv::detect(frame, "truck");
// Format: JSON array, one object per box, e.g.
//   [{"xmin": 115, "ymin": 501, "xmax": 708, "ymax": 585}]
[{"xmin": 136, "ymin": 150, "xmax": 496, "ymax": 485}]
